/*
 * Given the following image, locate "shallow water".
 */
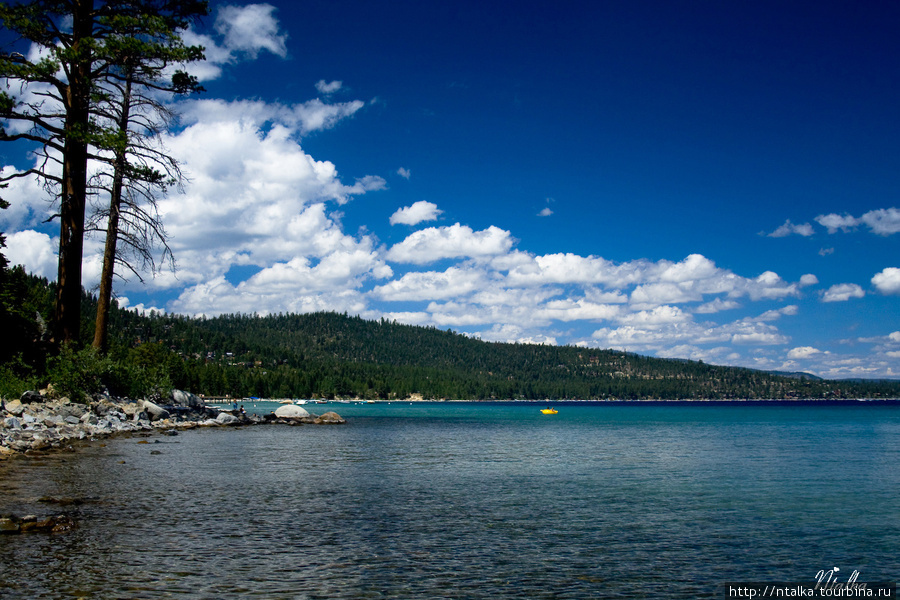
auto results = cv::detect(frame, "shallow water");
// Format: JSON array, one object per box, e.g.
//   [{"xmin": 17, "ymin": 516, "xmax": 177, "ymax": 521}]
[{"xmin": 2, "ymin": 402, "xmax": 899, "ymax": 598}]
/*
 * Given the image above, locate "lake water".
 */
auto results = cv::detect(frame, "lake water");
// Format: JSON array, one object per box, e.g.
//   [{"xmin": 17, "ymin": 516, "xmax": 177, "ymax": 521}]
[{"xmin": 2, "ymin": 401, "xmax": 899, "ymax": 599}]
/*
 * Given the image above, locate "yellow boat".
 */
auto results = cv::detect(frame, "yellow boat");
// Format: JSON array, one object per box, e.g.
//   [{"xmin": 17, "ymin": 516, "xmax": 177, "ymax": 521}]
[{"xmin": 540, "ymin": 408, "xmax": 558, "ymax": 415}]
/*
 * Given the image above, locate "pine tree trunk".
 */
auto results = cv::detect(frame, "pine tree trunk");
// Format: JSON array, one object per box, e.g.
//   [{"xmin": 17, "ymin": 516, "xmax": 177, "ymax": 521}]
[
  {"xmin": 53, "ymin": 0, "xmax": 93, "ymax": 345},
  {"xmin": 93, "ymin": 73, "xmax": 133, "ymax": 353}
]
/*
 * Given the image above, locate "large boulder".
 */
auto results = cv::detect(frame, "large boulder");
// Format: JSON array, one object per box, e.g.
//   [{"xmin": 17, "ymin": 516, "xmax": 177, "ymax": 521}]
[
  {"xmin": 20, "ymin": 391, "xmax": 43, "ymax": 404},
  {"xmin": 274, "ymin": 404, "xmax": 310, "ymax": 419},
  {"xmin": 215, "ymin": 412, "xmax": 239, "ymax": 425},
  {"xmin": 4, "ymin": 399, "xmax": 25, "ymax": 416},
  {"xmin": 141, "ymin": 400, "xmax": 170, "ymax": 422},
  {"xmin": 171, "ymin": 390, "xmax": 203, "ymax": 408},
  {"xmin": 314, "ymin": 411, "xmax": 346, "ymax": 425}
]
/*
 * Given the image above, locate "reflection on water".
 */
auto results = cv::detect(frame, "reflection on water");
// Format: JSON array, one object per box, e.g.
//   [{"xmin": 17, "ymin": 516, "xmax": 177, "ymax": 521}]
[{"xmin": 2, "ymin": 403, "xmax": 899, "ymax": 598}]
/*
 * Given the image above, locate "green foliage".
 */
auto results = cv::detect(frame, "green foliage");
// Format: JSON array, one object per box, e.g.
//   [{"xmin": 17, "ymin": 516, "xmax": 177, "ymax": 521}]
[
  {"xmin": 46, "ymin": 344, "xmax": 112, "ymax": 402},
  {"xmin": 0, "ymin": 355, "xmax": 40, "ymax": 401},
  {"xmin": 2, "ymin": 275, "xmax": 900, "ymax": 401}
]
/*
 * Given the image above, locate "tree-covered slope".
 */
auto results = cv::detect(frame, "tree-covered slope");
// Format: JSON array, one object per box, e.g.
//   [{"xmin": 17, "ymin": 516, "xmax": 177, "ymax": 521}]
[
  {"xmin": 3, "ymin": 274, "xmax": 900, "ymax": 400},
  {"xmin": 105, "ymin": 304, "xmax": 900, "ymax": 401}
]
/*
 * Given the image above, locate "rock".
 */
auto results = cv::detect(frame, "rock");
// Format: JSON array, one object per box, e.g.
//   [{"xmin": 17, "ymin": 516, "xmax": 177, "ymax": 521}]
[
  {"xmin": 172, "ymin": 389, "xmax": 203, "ymax": 408},
  {"xmin": 0, "ymin": 518, "xmax": 20, "ymax": 533},
  {"xmin": 4, "ymin": 399, "xmax": 25, "ymax": 416},
  {"xmin": 274, "ymin": 405, "xmax": 310, "ymax": 419},
  {"xmin": 20, "ymin": 390, "xmax": 42, "ymax": 404},
  {"xmin": 215, "ymin": 412, "xmax": 239, "ymax": 425},
  {"xmin": 43, "ymin": 415, "xmax": 64, "ymax": 427},
  {"xmin": 3, "ymin": 417, "xmax": 22, "ymax": 430},
  {"xmin": 314, "ymin": 411, "xmax": 346, "ymax": 425},
  {"xmin": 141, "ymin": 400, "xmax": 170, "ymax": 422}
]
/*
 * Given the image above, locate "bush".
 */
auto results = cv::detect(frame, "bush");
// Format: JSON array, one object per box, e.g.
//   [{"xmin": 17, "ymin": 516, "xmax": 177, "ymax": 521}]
[
  {"xmin": 0, "ymin": 355, "xmax": 41, "ymax": 401},
  {"xmin": 46, "ymin": 344, "xmax": 113, "ymax": 402}
]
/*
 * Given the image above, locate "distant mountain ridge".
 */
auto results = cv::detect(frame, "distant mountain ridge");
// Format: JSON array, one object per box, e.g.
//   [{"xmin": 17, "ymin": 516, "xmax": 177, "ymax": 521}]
[{"xmin": 105, "ymin": 304, "xmax": 900, "ymax": 400}]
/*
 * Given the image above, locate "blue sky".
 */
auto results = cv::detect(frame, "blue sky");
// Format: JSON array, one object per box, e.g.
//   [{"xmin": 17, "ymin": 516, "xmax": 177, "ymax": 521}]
[{"xmin": 2, "ymin": 1, "xmax": 899, "ymax": 379}]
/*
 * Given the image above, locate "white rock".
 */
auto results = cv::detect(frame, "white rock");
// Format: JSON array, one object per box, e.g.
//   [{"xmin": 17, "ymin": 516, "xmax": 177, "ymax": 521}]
[
  {"xmin": 274, "ymin": 405, "xmax": 310, "ymax": 419},
  {"xmin": 215, "ymin": 412, "xmax": 239, "ymax": 425},
  {"xmin": 142, "ymin": 400, "xmax": 170, "ymax": 422}
]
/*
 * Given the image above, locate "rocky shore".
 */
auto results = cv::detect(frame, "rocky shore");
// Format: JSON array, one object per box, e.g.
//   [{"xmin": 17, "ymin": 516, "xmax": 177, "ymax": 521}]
[{"xmin": 1, "ymin": 388, "xmax": 345, "ymax": 459}]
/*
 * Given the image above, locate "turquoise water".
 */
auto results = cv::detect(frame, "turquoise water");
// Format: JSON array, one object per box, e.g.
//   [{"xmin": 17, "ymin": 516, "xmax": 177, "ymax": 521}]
[{"xmin": 2, "ymin": 401, "xmax": 899, "ymax": 598}]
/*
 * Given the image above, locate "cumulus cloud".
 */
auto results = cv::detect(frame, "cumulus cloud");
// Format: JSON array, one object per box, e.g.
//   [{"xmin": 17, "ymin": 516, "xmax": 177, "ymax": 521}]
[
  {"xmin": 101, "ymin": 94, "xmax": 391, "ymax": 310},
  {"xmin": 178, "ymin": 98, "xmax": 366, "ymax": 136},
  {"xmin": 538, "ymin": 207, "xmax": 553, "ymax": 217},
  {"xmin": 816, "ymin": 207, "xmax": 900, "ymax": 236},
  {"xmin": 860, "ymin": 208, "xmax": 900, "ymax": 235},
  {"xmin": 4, "ymin": 230, "xmax": 57, "ymax": 279},
  {"xmin": 799, "ymin": 274, "xmax": 819, "ymax": 287},
  {"xmin": 179, "ymin": 4, "xmax": 289, "ymax": 82},
  {"xmin": 389, "ymin": 201, "xmax": 443, "ymax": 226},
  {"xmin": 767, "ymin": 219, "xmax": 814, "ymax": 237},
  {"xmin": 371, "ymin": 267, "xmax": 485, "ymax": 301},
  {"xmin": 397, "ymin": 167, "xmax": 411, "ymax": 179},
  {"xmin": 215, "ymin": 4, "xmax": 288, "ymax": 59},
  {"xmin": 386, "ymin": 224, "xmax": 514, "ymax": 264},
  {"xmin": 695, "ymin": 298, "xmax": 741, "ymax": 314},
  {"xmin": 787, "ymin": 346, "xmax": 822, "ymax": 359},
  {"xmin": 822, "ymin": 283, "xmax": 866, "ymax": 302},
  {"xmin": 815, "ymin": 213, "xmax": 858, "ymax": 234},
  {"xmin": 872, "ymin": 268, "xmax": 900, "ymax": 295},
  {"xmin": 754, "ymin": 305, "xmax": 798, "ymax": 321}
]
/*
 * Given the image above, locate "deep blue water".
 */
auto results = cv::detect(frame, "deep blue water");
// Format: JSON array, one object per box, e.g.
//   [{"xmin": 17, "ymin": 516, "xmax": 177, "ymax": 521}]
[{"xmin": 2, "ymin": 401, "xmax": 899, "ymax": 599}]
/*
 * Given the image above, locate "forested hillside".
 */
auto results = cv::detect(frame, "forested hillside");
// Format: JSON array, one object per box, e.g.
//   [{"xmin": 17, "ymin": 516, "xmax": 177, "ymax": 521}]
[{"xmin": 3, "ymin": 273, "xmax": 900, "ymax": 401}]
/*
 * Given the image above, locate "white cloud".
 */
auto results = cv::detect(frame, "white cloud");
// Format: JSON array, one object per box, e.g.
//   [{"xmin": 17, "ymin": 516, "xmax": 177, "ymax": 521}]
[
  {"xmin": 170, "ymin": 275, "xmax": 371, "ymax": 317},
  {"xmin": 787, "ymin": 346, "xmax": 822, "ymax": 359},
  {"xmin": 538, "ymin": 207, "xmax": 553, "ymax": 217},
  {"xmin": 741, "ymin": 271, "xmax": 801, "ymax": 301},
  {"xmin": 215, "ymin": 4, "xmax": 288, "ymax": 59},
  {"xmin": 767, "ymin": 219, "xmax": 815, "ymax": 237},
  {"xmin": 0, "ymin": 167, "xmax": 54, "ymax": 231},
  {"xmin": 537, "ymin": 299, "xmax": 621, "ymax": 322},
  {"xmin": 4, "ymin": 230, "xmax": 57, "ymax": 279},
  {"xmin": 815, "ymin": 213, "xmax": 858, "ymax": 233},
  {"xmin": 619, "ymin": 305, "xmax": 690, "ymax": 326},
  {"xmin": 178, "ymin": 4, "xmax": 288, "ymax": 82},
  {"xmin": 178, "ymin": 98, "xmax": 366, "ymax": 136},
  {"xmin": 111, "ymin": 96, "xmax": 390, "ymax": 306},
  {"xmin": 315, "ymin": 80, "xmax": 343, "ymax": 95},
  {"xmin": 860, "ymin": 208, "xmax": 900, "ymax": 236},
  {"xmin": 386, "ymin": 223, "xmax": 514, "ymax": 264},
  {"xmin": 389, "ymin": 201, "xmax": 443, "ymax": 226},
  {"xmin": 822, "ymin": 283, "xmax": 866, "ymax": 302},
  {"xmin": 731, "ymin": 330, "xmax": 789, "ymax": 345},
  {"xmin": 799, "ymin": 274, "xmax": 819, "ymax": 287},
  {"xmin": 872, "ymin": 268, "xmax": 900, "ymax": 295},
  {"xmin": 890, "ymin": 332, "xmax": 900, "ymax": 343},
  {"xmin": 816, "ymin": 207, "xmax": 900, "ymax": 236},
  {"xmin": 371, "ymin": 267, "xmax": 485, "ymax": 301},
  {"xmin": 695, "ymin": 298, "xmax": 741, "ymax": 314},
  {"xmin": 397, "ymin": 167, "xmax": 411, "ymax": 179},
  {"xmin": 754, "ymin": 305, "xmax": 798, "ymax": 321}
]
